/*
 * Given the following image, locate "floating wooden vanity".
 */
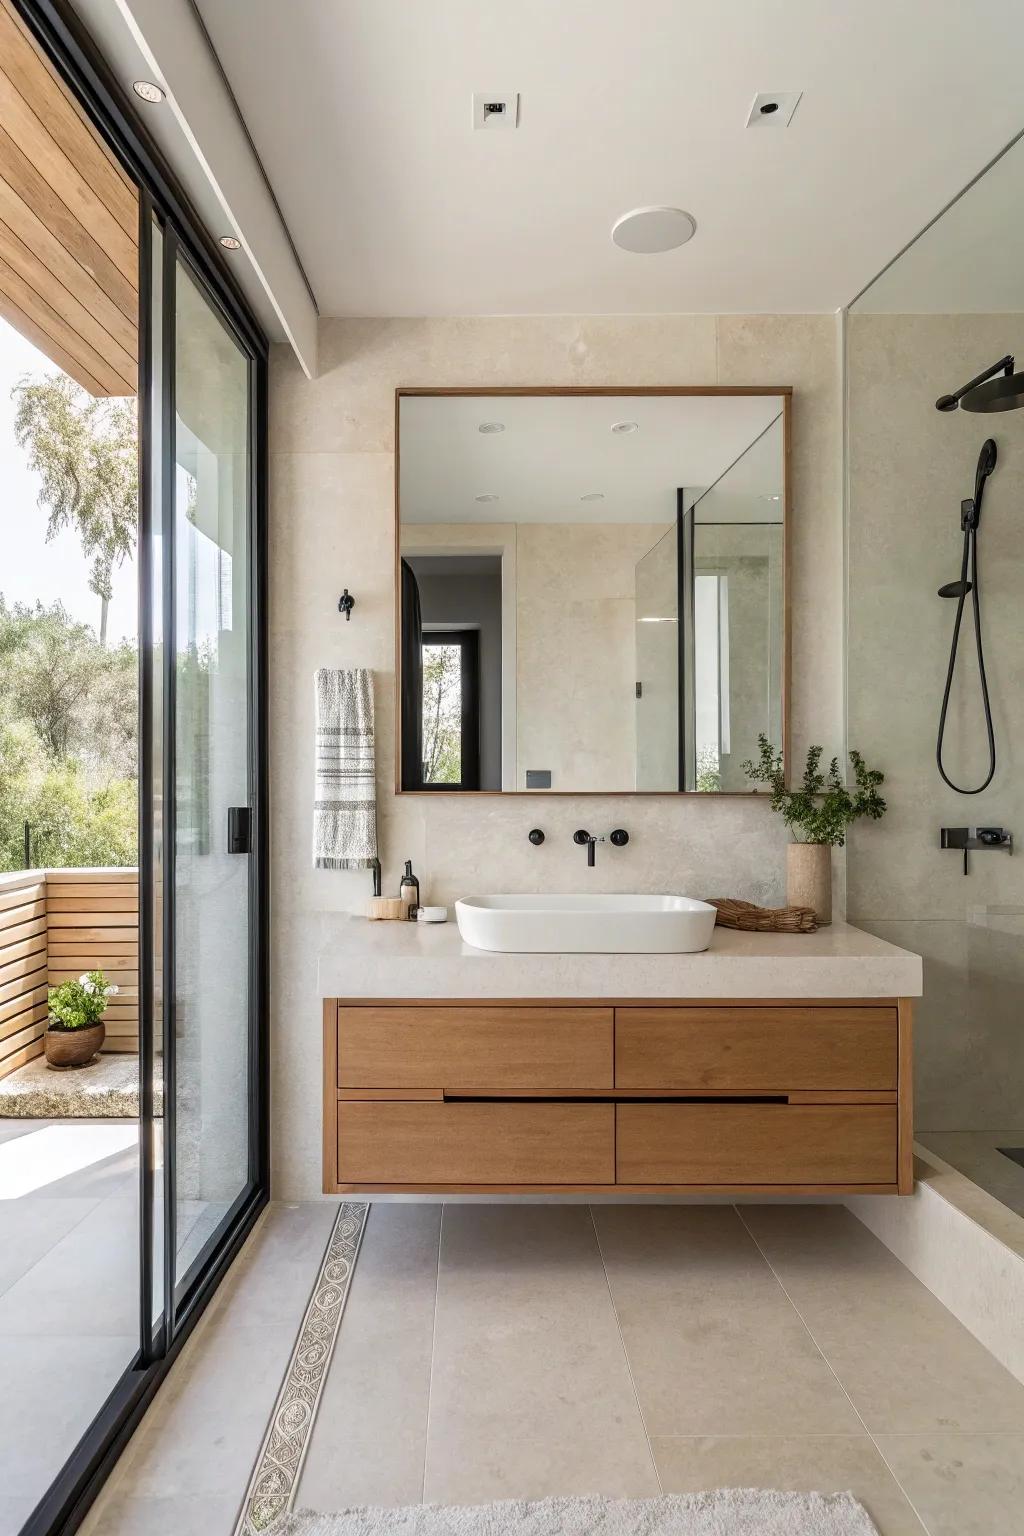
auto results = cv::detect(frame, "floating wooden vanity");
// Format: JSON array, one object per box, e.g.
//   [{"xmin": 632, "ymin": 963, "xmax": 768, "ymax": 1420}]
[{"xmin": 322, "ymin": 994, "xmax": 914, "ymax": 1195}]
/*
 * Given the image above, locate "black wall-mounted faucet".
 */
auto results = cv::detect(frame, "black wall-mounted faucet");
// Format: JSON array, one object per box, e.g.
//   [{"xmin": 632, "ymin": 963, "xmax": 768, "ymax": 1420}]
[{"xmin": 573, "ymin": 828, "xmax": 629, "ymax": 867}]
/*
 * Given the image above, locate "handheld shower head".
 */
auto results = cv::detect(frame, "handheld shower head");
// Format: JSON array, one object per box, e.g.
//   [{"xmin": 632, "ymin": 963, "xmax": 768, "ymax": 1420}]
[{"xmin": 935, "ymin": 394, "xmax": 960, "ymax": 412}]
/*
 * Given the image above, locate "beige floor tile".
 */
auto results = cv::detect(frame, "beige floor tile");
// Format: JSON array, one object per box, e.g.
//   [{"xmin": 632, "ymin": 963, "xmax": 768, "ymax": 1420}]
[
  {"xmin": 206, "ymin": 1200, "xmax": 339, "ymax": 1333},
  {"xmin": 741, "ymin": 1206, "xmax": 1024, "ymax": 1432},
  {"xmin": 115, "ymin": 1403, "xmax": 271, "ymax": 1501},
  {"xmin": 298, "ymin": 1203, "xmax": 441, "ymax": 1509},
  {"xmin": 82, "ymin": 1493, "xmax": 240, "ymax": 1536},
  {"xmin": 593, "ymin": 1206, "xmax": 861, "ymax": 1437},
  {"xmin": 652, "ymin": 1435, "xmax": 925, "ymax": 1536},
  {"xmin": 423, "ymin": 1205, "xmax": 658, "ymax": 1503},
  {"xmin": 0, "ymin": 1498, "xmax": 40, "ymax": 1536},
  {"xmin": 874, "ymin": 1432, "xmax": 1024, "ymax": 1536}
]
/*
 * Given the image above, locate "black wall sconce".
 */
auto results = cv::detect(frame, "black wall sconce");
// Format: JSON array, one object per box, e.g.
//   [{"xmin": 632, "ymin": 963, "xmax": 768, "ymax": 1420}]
[{"xmin": 338, "ymin": 589, "xmax": 355, "ymax": 620}]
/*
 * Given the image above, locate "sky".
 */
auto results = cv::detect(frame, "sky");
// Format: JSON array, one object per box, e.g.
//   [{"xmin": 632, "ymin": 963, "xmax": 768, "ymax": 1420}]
[{"xmin": 0, "ymin": 318, "xmax": 138, "ymax": 644}]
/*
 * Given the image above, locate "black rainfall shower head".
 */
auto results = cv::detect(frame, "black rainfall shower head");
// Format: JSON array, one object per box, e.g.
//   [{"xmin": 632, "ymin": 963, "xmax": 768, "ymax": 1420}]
[
  {"xmin": 962, "ymin": 370, "xmax": 1024, "ymax": 412},
  {"xmin": 936, "ymin": 354, "xmax": 1024, "ymax": 413}
]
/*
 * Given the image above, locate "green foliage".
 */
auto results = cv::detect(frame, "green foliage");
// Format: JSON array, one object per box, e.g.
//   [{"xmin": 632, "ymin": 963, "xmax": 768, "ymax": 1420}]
[
  {"xmin": 48, "ymin": 969, "xmax": 118, "ymax": 1031},
  {"xmin": 12, "ymin": 374, "xmax": 137, "ymax": 645},
  {"xmin": 0, "ymin": 601, "xmax": 137, "ymax": 871},
  {"xmin": 742, "ymin": 734, "xmax": 887, "ymax": 847},
  {"xmin": 421, "ymin": 644, "xmax": 463, "ymax": 784},
  {"xmin": 695, "ymin": 746, "xmax": 722, "ymax": 793}
]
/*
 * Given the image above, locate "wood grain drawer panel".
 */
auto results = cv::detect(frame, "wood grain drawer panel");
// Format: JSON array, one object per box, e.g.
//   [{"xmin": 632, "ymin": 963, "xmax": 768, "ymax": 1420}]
[
  {"xmin": 337, "ymin": 1006, "xmax": 613, "ymax": 1091},
  {"xmin": 338, "ymin": 1101, "xmax": 614, "ymax": 1185},
  {"xmin": 616, "ymin": 1103, "xmax": 897, "ymax": 1185},
  {"xmin": 615, "ymin": 1007, "xmax": 897, "ymax": 1091}
]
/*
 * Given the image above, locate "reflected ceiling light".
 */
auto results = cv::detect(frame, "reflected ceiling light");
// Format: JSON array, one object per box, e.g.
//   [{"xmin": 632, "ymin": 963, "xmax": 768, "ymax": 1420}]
[
  {"xmin": 580, "ymin": 492, "xmax": 605, "ymax": 502},
  {"xmin": 638, "ymin": 616, "xmax": 678, "ymax": 623},
  {"xmin": 478, "ymin": 421, "xmax": 505, "ymax": 433},
  {"xmin": 219, "ymin": 235, "xmax": 242, "ymax": 251},
  {"xmin": 474, "ymin": 493, "xmax": 500, "ymax": 502},
  {"xmin": 132, "ymin": 80, "xmax": 165, "ymax": 103},
  {"xmin": 611, "ymin": 206, "xmax": 696, "ymax": 254},
  {"xmin": 760, "ymin": 493, "xmax": 781, "ymax": 502},
  {"xmin": 611, "ymin": 421, "xmax": 638, "ymax": 434}
]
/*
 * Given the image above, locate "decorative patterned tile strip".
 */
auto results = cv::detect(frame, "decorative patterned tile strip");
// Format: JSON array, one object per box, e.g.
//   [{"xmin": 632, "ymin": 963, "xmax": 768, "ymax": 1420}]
[{"xmin": 234, "ymin": 1202, "xmax": 370, "ymax": 1536}]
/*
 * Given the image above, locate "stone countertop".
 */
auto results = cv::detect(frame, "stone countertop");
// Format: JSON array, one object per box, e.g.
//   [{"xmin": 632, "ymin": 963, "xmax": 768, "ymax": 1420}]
[{"xmin": 317, "ymin": 916, "xmax": 922, "ymax": 1000}]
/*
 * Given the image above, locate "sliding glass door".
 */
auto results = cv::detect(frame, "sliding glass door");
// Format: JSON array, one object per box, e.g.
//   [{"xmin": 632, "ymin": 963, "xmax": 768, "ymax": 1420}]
[{"xmin": 143, "ymin": 217, "xmax": 267, "ymax": 1352}]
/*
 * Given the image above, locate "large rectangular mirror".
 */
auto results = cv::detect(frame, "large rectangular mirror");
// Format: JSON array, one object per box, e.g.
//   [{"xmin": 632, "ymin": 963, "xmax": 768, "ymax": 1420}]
[{"xmin": 397, "ymin": 388, "xmax": 789, "ymax": 793}]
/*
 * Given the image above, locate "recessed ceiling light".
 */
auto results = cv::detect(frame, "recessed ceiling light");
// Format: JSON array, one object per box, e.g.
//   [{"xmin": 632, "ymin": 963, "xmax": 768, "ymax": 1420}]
[
  {"xmin": 746, "ymin": 91, "xmax": 803, "ymax": 128},
  {"xmin": 474, "ymin": 494, "xmax": 500, "ymax": 503},
  {"xmin": 580, "ymin": 492, "xmax": 605, "ymax": 502},
  {"xmin": 132, "ymin": 80, "xmax": 164, "ymax": 104},
  {"xmin": 478, "ymin": 422, "xmax": 505, "ymax": 434},
  {"xmin": 639, "ymin": 616, "xmax": 679, "ymax": 624},
  {"xmin": 219, "ymin": 235, "xmax": 241, "ymax": 251},
  {"xmin": 611, "ymin": 421, "xmax": 639, "ymax": 434},
  {"xmin": 611, "ymin": 206, "xmax": 696, "ymax": 254}
]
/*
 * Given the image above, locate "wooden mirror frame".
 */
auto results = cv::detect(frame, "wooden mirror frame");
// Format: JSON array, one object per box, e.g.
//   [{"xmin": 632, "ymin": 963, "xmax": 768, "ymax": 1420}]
[{"xmin": 395, "ymin": 385, "xmax": 792, "ymax": 796}]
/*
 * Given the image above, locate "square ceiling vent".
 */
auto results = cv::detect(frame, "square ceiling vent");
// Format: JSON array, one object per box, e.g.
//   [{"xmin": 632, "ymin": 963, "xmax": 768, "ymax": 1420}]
[
  {"xmin": 472, "ymin": 93, "xmax": 519, "ymax": 130},
  {"xmin": 746, "ymin": 91, "xmax": 802, "ymax": 127}
]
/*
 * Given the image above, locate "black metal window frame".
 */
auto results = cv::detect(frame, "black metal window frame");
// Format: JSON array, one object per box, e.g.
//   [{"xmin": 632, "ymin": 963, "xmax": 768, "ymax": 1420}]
[
  {"xmin": 11, "ymin": 4, "xmax": 270, "ymax": 1534},
  {"xmin": 419, "ymin": 628, "xmax": 482, "ymax": 790}
]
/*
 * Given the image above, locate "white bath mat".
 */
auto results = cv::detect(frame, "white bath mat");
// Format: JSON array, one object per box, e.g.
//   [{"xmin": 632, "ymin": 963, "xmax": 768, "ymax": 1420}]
[{"xmin": 276, "ymin": 1490, "xmax": 880, "ymax": 1536}]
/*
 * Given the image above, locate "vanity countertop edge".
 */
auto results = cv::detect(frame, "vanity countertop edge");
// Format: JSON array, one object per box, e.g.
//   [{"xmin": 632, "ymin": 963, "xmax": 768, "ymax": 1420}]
[{"xmin": 316, "ymin": 917, "xmax": 923, "ymax": 1000}]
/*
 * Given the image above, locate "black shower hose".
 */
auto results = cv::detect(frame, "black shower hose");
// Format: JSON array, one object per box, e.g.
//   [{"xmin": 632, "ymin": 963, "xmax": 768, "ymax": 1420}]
[{"xmin": 935, "ymin": 523, "xmax": 996, "ymax": 793}]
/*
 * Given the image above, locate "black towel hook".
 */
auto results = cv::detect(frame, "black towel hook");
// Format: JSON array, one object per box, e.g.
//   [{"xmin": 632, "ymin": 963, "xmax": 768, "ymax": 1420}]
[{"xmin": 338, "ymin": 589, "xmax": 355, "ymax": 620}]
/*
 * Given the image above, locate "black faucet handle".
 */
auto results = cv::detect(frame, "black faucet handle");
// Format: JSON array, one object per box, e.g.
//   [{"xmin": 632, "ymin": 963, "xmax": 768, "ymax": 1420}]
[
  {"xmin": 528, "ymin": 828, "xmax": 545, "ymax": 846},
  {"xmin": 573, "ymin": 829, "xmax": 593, "ymax": 846},
  {"xmin": 609, "ymin": 829, "xmax": 629, "ymax": 847}
]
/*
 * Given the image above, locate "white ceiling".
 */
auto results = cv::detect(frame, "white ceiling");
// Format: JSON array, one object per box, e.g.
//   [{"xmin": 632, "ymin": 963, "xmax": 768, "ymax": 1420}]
[
  {"xmin": 853, "ymin": 133, "xmax": 1024, "ymax": 312},
  {"xmin": 193, "ymin": 0, "xmax": 1024, "ymax": 317},
  {"xmin": 399, "ymin": 394, "xmax": 783, "ymax": 524}
]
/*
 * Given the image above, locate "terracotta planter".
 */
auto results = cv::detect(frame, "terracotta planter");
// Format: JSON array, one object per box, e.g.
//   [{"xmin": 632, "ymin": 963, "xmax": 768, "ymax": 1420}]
[
  {"xmin": 44, "ymin": 1020, "xmax": 105, "ymax": 1068},
  {"xmin": 787, "ymin": 842, "xmax": 832, "ymax": 926}
]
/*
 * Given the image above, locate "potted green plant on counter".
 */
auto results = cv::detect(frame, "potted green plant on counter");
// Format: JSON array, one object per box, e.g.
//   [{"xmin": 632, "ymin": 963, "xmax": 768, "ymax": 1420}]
[
  {"xmin": 742, "ymin": 735, "xmax": 887, "ymax": 925},
  {"xmin": 45, "ymin": 970, "xmax": 119, "ymax": 1068}
]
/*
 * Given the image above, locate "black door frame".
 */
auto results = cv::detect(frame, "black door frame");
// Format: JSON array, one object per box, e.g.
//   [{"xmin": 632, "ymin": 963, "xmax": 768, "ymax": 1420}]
[
  {"xmin": 12, "ymin": 4, "xmax": 270, "ymax": 1534},
  {"xmin": 420, "ymin": 628, "xmax": 482, "ymax": 790}
]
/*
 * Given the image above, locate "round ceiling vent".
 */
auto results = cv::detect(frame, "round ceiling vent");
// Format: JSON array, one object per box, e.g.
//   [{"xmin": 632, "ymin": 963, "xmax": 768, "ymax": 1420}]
[{"xmin": 611, "ymin": 206, "xmax": 697, "ymax": 254}]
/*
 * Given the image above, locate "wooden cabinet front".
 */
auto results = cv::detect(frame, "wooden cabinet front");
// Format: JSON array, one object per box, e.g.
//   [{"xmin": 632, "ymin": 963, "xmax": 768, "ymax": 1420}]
[
  {"xmin": 616, "ymin": 1102, "xmax": 898, "ymax": 1186},
  {"xmin": 324, "ymin": 998, "xmax": 911, "ymax": 1196},
  {"xmin": 337, "ymin": 1004, "xmax": 613, "ymax": 1092},
  {"xmin": 338, "ymin": 1100, "xmax": 614, "ymax": 1186},
  {"xmin": 616, "ymin": 1006, "xmax": 897, "ymax": 1092}
]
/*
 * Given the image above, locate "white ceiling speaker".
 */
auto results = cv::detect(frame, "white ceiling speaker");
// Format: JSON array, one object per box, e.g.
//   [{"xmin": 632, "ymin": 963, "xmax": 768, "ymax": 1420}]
[{"xmin": 611, "ymin": 207, "xmax": 696, "ymax": 254}]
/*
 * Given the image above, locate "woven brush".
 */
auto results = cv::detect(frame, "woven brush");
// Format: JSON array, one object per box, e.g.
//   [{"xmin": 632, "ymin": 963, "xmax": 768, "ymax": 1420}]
[{"xmin": 708, "ymin": 897, "xmax": 818, "ymax": 934}]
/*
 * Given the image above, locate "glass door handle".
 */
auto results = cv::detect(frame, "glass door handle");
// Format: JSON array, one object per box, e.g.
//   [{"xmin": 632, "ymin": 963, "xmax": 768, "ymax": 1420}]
[{"xmin": 227, "ymin": 807, "xmax": 252, "ymax": 854}]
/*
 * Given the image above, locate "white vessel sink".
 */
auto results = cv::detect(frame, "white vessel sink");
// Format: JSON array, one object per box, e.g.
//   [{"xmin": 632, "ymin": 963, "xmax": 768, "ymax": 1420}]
[{"xmin": 454, "ymin": 894, "xmax": 717, "ymax": 954}]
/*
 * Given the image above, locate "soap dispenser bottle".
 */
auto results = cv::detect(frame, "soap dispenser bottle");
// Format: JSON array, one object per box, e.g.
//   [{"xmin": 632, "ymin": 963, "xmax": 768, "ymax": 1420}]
[{"xmin": 400, "ymin": 860, "xmax": 421, "ymax": 920}]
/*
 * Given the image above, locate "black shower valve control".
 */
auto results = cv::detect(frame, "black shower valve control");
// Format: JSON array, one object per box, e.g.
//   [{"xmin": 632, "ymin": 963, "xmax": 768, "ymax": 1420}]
[{"xmin": 940, "ymin": 825, "xmax": 1013, "ymax": 874}]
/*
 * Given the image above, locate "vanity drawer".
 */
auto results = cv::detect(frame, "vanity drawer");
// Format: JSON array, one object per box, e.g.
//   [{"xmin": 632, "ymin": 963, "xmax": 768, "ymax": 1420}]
[
  {"xmin": 615, "ymin": 1007, "xmax": 897, "ymax": 1092},
  {"xmin": 616, "ymin": 1103, "xmax": 897, "ymax": 1186},
  {"xmin": 337, "ymin": 1100, "xmax": 614, "ymax": 1185},
  {"xmin": 337, "ymin": 1005, "xmax": 613, "ymax": 1091}
]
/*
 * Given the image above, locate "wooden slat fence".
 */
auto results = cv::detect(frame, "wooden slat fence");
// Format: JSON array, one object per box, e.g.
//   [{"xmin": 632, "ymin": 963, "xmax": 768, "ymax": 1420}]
[{"xmin": 0, "ymin": 867, "xmax": 139, "ymax": 1079}]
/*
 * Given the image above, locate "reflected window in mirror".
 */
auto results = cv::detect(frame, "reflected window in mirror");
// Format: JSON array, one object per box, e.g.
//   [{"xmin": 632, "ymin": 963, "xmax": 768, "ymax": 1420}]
[{"xmin": 397, "ymin": 390, "xmax": 788, "ymax": 795}]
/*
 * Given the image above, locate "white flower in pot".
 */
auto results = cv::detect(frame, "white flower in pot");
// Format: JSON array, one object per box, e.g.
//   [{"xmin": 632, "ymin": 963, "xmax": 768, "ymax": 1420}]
[{"xmin": 45, "ymin": 969, "xmax": 120, "ymax": 1069}]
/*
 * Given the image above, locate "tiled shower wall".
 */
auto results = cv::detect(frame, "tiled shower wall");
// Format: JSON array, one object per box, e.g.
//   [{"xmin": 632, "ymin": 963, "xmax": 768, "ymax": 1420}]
[
  {"xmin": 268, "ymin": 315, "xmax": 842, "ymax": 1197},
  {"xmin": 846, "ymin": 313, "xmax": 1024, "ymax": 1153}
]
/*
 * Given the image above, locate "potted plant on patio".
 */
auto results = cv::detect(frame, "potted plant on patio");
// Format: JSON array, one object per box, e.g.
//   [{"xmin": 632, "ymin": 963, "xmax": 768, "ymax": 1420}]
[
  {"xmin": 45, "ymin": 970, "xmax": 119, "ymax": 1068},
  {"xmin": 742, "ymin": 735, "xmax": 887, "ymax": 925}
]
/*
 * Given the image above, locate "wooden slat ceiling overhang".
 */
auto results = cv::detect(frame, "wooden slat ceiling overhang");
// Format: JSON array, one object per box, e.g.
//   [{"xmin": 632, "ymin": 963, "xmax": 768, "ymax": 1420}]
[{"xmin": 0, "ymin": 0, "xmax": 138, "ymax": 396}]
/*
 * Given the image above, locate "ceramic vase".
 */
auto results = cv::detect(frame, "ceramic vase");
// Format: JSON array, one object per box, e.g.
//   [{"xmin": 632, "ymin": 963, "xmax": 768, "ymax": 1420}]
[
  {"xmin": 786, "ymin": 842, "xmax": 832, "ymax": 926},
  {"xmin": 44, "ymin": 1020, "xmax": 105, "ymax": 1068}
]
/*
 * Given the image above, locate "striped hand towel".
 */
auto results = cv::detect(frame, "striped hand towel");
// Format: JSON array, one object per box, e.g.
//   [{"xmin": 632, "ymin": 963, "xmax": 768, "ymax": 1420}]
[{"xmin": 313, "ymin": 669, "xmax": 379, "ymax": 871}]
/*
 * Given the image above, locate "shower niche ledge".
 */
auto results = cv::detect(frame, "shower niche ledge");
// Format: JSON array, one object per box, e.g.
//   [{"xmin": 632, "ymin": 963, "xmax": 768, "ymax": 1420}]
[{"xmin": 319, "ymin": 920, "xmax": 921, "ymax": 1199}]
